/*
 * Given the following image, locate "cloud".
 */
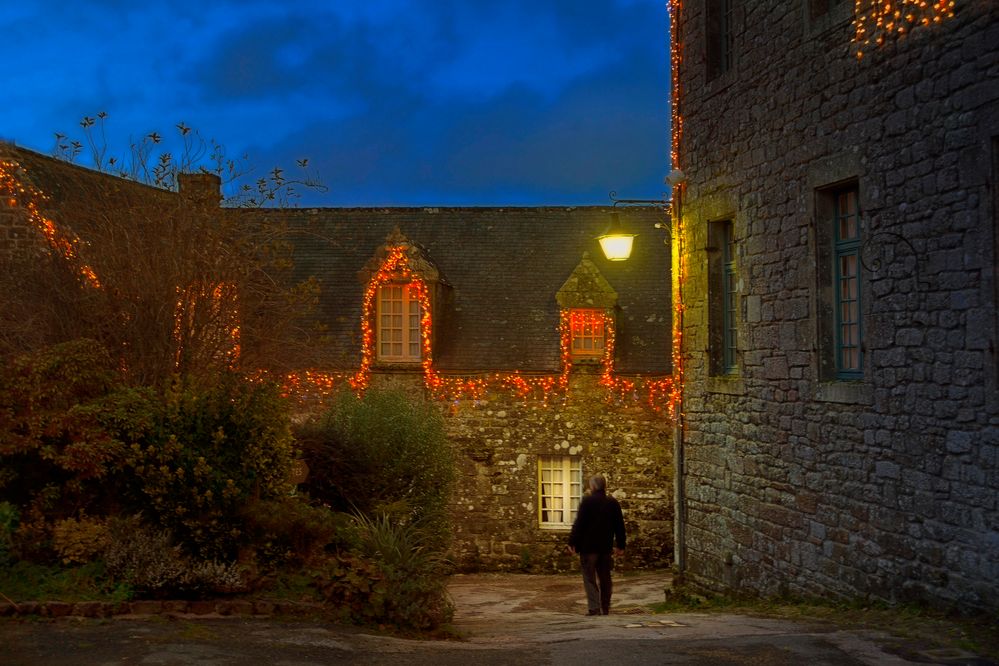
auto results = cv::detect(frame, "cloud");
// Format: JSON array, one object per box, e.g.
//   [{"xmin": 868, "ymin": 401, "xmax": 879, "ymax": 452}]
[
  {"xmin": 9, "ymin": 0, "xmax": 668, "ymax": 206},
  {"xmin": 230, "ymin": 1, "xmax": 669, "ymax": 205}
]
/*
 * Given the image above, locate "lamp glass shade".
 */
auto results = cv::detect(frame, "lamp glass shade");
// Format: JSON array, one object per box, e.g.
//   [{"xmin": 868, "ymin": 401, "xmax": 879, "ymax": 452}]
[
  {"xmin": 598, "ymin": 233, "xmax": 635, "ymax": 261},
  {"xmin": 597, "ymin": 212, "xmax": 636, "ymax": 261}
]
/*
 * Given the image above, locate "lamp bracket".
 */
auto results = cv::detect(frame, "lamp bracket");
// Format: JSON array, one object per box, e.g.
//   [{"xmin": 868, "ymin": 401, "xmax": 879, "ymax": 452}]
[{"xmin": 609, "ymin": 191, "xmax": 670, "ymax": 208}]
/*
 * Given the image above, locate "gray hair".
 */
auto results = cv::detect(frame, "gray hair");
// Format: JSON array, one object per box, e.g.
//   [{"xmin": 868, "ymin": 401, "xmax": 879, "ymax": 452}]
[{"xmin": 589, "ymin": 475, "xmax": 606, "ymax": 492}]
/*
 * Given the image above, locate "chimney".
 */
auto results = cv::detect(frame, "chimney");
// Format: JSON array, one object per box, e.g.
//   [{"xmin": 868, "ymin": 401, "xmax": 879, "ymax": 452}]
[{"xmin": 178, "ymin": 173, "xmax": 222, "ymax": 207}]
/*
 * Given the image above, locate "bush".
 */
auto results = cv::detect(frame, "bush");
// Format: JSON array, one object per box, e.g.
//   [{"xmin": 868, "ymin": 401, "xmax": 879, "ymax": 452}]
[
  {"xmin": 297, "ymin": 389, "xmax": 454, "ymax": 549},
  {"xmin": 312, "ymin": 513, "xmax": 453, "ymax": 630},
  {"xmin": 352, "ymin": 513, "xmax": 453, "ymax": 629},
  {"xmin": 0, "ymin": 340, "xmax": 298, "ymax": 562},
  {"xmin": 0, "ymin": 340, "xmax": 148, "ymax": 525},
  {"xmin": 0, "ymin": 559, "xmax": 131, "ymax": 603},
  {"xmin": 102, "ymin": 516, "xmax": 186, "ymax": 594},
  {"xmin": 103, "ymin": 516, "xmax": 245, "ymax": 597},
  {"xmin": 239, "ymin": 497, "xmax": 349, "ymax": 569},
  {"xmin": 52, "ymin": 514, "xmax": 109, "ymax": 565},
  {"xmin": 122, "ymin": 373, "xmax": 296, "ymax": 560},
  {"xmin": 0, "ymin": 501, "xmax": 18, "ymax": 567}
]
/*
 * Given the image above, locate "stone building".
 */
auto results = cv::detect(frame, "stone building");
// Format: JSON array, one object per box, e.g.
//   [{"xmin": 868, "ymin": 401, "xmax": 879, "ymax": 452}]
[
  {"xmin": 0, "ymin": 143, "xmax": 676, "ymax": 571},
  {"xmin": 672, "ymin": 0, "xmax": 999, "ymax": 609}
]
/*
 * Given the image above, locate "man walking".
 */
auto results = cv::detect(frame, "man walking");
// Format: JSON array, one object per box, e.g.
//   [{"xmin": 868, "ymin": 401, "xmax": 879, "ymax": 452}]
[{"xmin": 568, "ymin": 475, "xmax": 626, "ymax": 616}]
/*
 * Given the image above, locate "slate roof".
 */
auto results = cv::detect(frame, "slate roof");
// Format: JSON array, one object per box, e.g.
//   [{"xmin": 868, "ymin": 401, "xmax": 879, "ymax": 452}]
[
  {"xmin": 0, "ymin": 143, "xmax": 174, "ymax": 218},
  {"xmin": 2, "ymin": 143, "xmax": 672, "ymax": 375},
  {"xmin": 245, "ymin": 206, "xmax": 672, "ymax": 374}
]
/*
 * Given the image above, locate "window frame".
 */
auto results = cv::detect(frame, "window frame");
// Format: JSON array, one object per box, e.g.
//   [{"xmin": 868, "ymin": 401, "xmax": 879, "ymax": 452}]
[
  {"xmin": 808, "ymin": 0, "xmax": 847, "ymax": 19},
  {"xmin": 375, "ymin": 282, "xmax": 423, "ymax": 363},
  {"xmin": 804, "ymin": 0, "xmax": 854, "ymax": 36},
  {"xmin": 708, "ymin": 219, "xmax": 738, "ymax": 376},
  {"xmin": 722, "ymin": 223, "xmax": 738, "ymax": 373},
  {"xmin": 569, "ymin": 308, "xmax": 606, "ymax": 361},
  {"xmin": 833, "ymin": 187, "xmax": 863, "ymax": 379},
  {"xmin": 706, "ymin": 0, "xmax": 736, "ymax": 81},
  {"xmin": 538, "ymin": 455, "xmax": 582, "ymax": 530}
]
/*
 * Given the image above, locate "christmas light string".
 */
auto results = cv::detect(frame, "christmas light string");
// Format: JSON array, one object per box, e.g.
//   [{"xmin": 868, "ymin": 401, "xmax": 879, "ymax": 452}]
[
  {"xmin": 854, "ymin": 0, "xmax": 955, "ymax": 59},
  {"xmin": 0, "ymin": 160, "xmax": 101, "ymax": 287},
  {"xmin": 3, "ymin": 159, "xmax": 240, "ymax": 368},
  {"xmin": 668, "ymin": 0, "xmax": 685, "ymax": 421},
  {"xmin": 2, "ymin": 159, "xmax": 679, "ymax": 414},
  {"xmin": 276, "ymin": 247, "xmax": 678, "ymax": 413}
]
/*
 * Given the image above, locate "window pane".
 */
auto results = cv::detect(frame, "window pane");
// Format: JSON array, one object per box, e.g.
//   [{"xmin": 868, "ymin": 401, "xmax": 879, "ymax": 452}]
[
  {"xmin": 832, "ymin": 187, "xmax": 862, "ymax": 377},
  {"xmin": 569, "ymin": 309, "xmax": 604, "ymax": 358},
  {"xmin": 539, "ymin": 456, "xmax": 582, "ymax": 527},
  {"xmin": 376, "ymin": 283, "xmax": 423, "ymax": 361}
]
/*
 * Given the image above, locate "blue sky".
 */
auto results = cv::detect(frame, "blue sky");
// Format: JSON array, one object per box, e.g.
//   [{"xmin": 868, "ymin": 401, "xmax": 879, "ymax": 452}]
[{"xmin": 6, "ymin": 0, "xmax": 669, "ymax": 206}]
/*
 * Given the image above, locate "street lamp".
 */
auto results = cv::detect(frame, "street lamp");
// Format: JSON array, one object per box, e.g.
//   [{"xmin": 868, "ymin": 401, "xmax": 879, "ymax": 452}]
[
  {"xmin": 597, "ymin": 192, "xmax": 670, "ymax": 262},
  {"xmin": 597, "ymin": 211, "xmax": 636, "ymax": 261}
]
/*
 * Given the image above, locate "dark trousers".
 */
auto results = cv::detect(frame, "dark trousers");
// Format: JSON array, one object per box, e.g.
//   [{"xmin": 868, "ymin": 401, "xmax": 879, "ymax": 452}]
[{"xmin": 579, "ymin": 552, "xmax": 613, "ymax": 614}]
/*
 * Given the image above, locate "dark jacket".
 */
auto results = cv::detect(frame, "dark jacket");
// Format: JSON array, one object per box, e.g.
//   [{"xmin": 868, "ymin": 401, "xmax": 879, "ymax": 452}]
[{"xmin": 568, "ymin": 489, "xmax": 626, "ymax": 554}]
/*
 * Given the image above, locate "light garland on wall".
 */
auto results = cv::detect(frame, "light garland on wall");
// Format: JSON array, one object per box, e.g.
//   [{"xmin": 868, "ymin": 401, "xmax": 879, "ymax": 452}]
[
  {"xmin": 1, "ymin": 162, "xmax": 682, "ymax": 414},
  {"xmin": 275, "ymin": 247, "xmax": 679, "ymax": 413},
  {"xmin": 173, "ymin": 282, "xmax": 242, "ymax": 368},
  {"xmin": 668, "ymin": 0, "xmax": 683, "ymax": 182},
  {"xmin": 667, "ymin": 0, "xmax": 686, "ymax": 422},
  {"xmin": 0, "ymin": 160, "xmax": 101, "ymax": 287},
  {"xmin": 853, "ymin": 0, "xmax": 955, "ymax": 59}
]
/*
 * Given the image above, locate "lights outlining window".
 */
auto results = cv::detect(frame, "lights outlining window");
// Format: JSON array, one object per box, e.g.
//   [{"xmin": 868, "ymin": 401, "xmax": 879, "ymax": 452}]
[
  {"xmin": 834, "ymin": 188, "xmax": 862, "ymax": 377},
  {"xmin": 569, "ymin": 309, "xmax": 605, "ymax": 359},
  {"xmin": 377, "ymin": 283, "xmax": 421, "ymax": 362},
  {"xmin": 174, "ymin": 281, "xmax": 241, "ymax": 369},
  {"xmin": 539, "ymin": 455, "xmax": 582, "ymax": 528}
]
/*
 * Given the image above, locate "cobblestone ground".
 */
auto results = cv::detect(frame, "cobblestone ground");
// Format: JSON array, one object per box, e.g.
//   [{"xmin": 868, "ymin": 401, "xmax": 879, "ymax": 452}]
[{"xmin": 1, "ymin": 572, "xmax": 991, "ymax": 665}]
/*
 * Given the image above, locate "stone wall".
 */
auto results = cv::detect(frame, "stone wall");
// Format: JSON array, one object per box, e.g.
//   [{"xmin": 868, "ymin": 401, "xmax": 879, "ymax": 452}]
[
  {"xmin": 369, "ymin": 372, "xmax": 674, "ymax": 572},
  {"xmin": 0, "ymin": 205, "xmax": 45, "ymax": 262},
  {"xmin": 676, "ymin": 1, "xmax": 999, "ymax": 609}
]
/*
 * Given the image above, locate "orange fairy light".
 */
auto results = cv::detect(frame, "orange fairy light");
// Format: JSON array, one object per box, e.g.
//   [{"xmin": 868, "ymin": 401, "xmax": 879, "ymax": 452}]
[
  {"xmin": 0, "ymin": 159, "xmax": 101, "ymax": 288},
  {"xmin": 275, "ymin": 247, "xmax": 679, "ymax": 414},
  {"xmin": 853, "ymin": 0, "xmax": 955, "ymax": 58}
]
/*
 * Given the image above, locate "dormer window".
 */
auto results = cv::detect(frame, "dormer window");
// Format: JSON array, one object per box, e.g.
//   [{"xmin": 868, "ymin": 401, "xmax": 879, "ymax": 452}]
[
  {"xmin": 377, "ymin": 283, "xmax": 422, "ymax": 362},
  {"xmin": 557, "ymin": 254, "xmax": 618, "ymax": 367},
  {"xmin": 359, "ymin": 227, "xmax": 447, "ymax": 372}
]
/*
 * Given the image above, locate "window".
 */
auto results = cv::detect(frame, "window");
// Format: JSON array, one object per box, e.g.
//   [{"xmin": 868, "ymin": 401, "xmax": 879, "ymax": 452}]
[
  {"xmin": 993, "ymin": 137, "xmax": 999, "ymax": 384},
  {"xmin": 722, "ymin": 224, "xmax": 738, "ymax": 372},
  {"xmin": 377, "ymin": 283, "xmax": 421, "ymax": 362},
  {"xmin": 708, "ymin": 220, "xmax": 738, "ymax": 375},
  {"xmin": 569, "ymin": 309, "xmax": 605, "ymax": 360},
  {"xmin": 174, "ymin": 281, "xmax": 240, "ymax": 369},
  {"xmin": 538, "ymin": 456, "xmax": 582, "ymax": 528},
  {"xmin": 809, "ymin": 0, "xmax": 846, "ymax": 18},
  {"xmin": 805, "ymin": 0, "xmax": 853, "ymax": 34},
  {"xmin": 815, "ymin": 180, "xmax": 863, "ymax": 382},
  {"xmin": 706, "ymin": 0, "xmax": 735, "ymax": 81},
  {"xmin": 833, "ymin": 187, "xmax": 862, "ymax": 378}
]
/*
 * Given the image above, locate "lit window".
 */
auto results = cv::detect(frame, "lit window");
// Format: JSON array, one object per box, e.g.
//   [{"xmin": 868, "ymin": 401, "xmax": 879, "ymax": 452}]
[
  {"xmin": 539, "ymin": 456, "xmax": 582, "ymax": 528},
  {"xmin": 570, "ymin": 309, "xmax": 605, "ymax": 359},
  {"xmin": 834, "ymin": 187, "xmax": 862, "ymax": 377},
  {"xmin": 377, "ymin": 283, "xmax": 421, "ymax": 362}
]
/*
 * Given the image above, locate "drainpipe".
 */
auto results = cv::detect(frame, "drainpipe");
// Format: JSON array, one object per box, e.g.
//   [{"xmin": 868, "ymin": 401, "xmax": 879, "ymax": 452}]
[{"xmin": 669, "ymin": 174, "xmax": 687, "ymax": 582}]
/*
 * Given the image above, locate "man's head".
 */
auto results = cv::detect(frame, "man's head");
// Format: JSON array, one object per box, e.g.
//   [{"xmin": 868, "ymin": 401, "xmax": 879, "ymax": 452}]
[{"xmin": 589, "ymin": 475, "xmax": 607, "ymax": 493}]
